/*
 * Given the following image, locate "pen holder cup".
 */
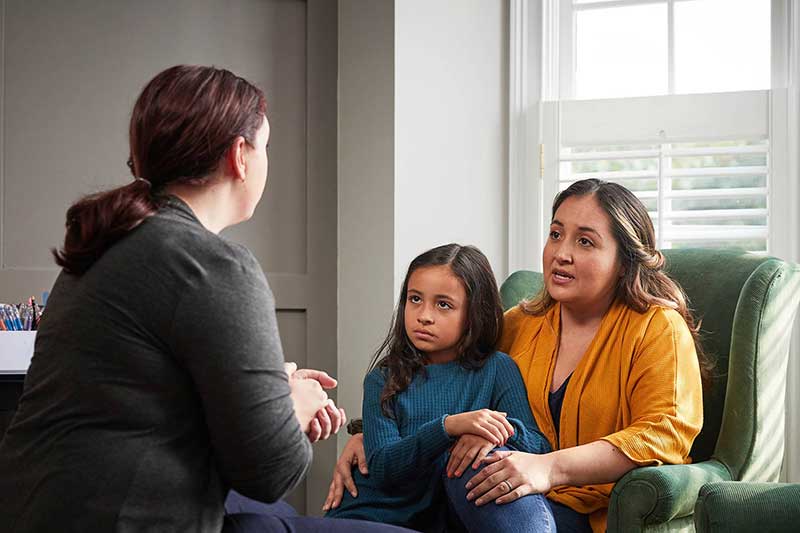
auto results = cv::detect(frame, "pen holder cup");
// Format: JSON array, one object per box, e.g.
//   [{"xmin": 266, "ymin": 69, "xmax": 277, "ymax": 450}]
[{"xmin": 0, "ymin": 331, "xmax": 36, "ymax": 374}]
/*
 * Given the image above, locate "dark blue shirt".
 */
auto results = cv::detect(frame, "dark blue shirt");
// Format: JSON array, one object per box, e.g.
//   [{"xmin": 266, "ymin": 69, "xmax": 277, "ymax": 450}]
[{"xmin": 549, "ymin": 374, "xmax": 572, "ymax": 442}]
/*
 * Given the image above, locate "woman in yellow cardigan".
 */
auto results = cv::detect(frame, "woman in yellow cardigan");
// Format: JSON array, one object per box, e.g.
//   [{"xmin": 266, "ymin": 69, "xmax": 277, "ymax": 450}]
[{"xmin": 324, "ymin": 179, "xmax": 705, "ymax": 533}]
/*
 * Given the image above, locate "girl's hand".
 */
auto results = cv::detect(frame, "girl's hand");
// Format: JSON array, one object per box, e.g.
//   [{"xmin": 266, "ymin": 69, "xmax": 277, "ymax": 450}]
[
  {"xmin": 322, "ymin": 433, "xmax": 368, "ymax": 511},
  {"xmin": 444, "ymin": 409, "xmax": 514, "ymax": 445},
  {"xmin": 446, "ymin": 434, "xmax": 495, "ymax": 478},
  {"xmin": 464, "ymin": 450, "xmax": 556, "ymax": 506}
]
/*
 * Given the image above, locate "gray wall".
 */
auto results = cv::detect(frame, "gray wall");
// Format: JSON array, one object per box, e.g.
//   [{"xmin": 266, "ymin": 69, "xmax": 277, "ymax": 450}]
[
  {"xmin": 0, "ymin": 0, "xmax": 311, "ymax": 299},
  {"xmin": 337, "ymin": 0, "xmax": 397, "ymax": 441}
]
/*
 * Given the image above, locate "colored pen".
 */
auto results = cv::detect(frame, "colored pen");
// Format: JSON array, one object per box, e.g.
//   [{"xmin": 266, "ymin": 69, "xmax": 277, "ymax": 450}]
[
  {"xmin": 1, "ymin": 306, "xmax": 14, "ymax": 330},
  {"xmin": 11, "ymin": 305, "xmax": 23, "ymax": 331}
]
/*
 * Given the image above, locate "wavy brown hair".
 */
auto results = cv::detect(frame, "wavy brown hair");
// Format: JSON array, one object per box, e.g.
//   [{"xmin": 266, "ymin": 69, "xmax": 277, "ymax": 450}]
[
  {"xmin": 53, "ymin": 65, "xmax": 266, "ymax": 275},
  {"xmin": 523, "ymin": 178, "xmax": 711, "ymax": 383},
  {"xmin": 368, "ymin": 244, "xmax": 504, "ymax": 418}
]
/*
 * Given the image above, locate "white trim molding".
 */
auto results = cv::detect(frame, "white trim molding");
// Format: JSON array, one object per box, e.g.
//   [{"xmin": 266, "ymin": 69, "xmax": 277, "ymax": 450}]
[
  {"xmin": 773, "ymin": 0, "xmax": 800, "ymax": 483},
  {"xmin": 508, "ymin": 0, "xmax": 544, "ymax": 274}
]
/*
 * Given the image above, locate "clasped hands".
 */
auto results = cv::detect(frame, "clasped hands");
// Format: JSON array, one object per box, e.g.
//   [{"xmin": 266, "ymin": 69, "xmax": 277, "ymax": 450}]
[{"xmin": 285, "ymin": 362, "xmax": 346, "ymax": 443}]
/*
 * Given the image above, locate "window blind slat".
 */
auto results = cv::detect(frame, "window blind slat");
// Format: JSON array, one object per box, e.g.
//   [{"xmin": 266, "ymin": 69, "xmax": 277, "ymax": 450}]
[
  {"xmin": 667, "ymin": 166, "xmax": 768, "ymax": 178},
  {"xmin": 659, "ymin": 208, "xmax": 767, "ymax": 220}
]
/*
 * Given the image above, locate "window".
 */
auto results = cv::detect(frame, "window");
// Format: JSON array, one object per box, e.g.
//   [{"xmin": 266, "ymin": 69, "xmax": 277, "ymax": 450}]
[
  {"xmin": 560, "ymin": 0, "xmax": 770, "ymax": 99},
  {"xmin": 541, "ymin": 0, "xmax": 775, "ymax": 253}
]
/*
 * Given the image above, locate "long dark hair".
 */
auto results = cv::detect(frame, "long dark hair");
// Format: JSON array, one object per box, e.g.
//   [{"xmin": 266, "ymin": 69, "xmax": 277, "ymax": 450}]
[
  {"xmin": 369, "ymin": 244, "xmax": 504, "ymax": 418},
  {"xmin": 523, "ymin": 178, "xmax": 711, "ymax": 383},
  {"xmin": 53, "ymin": 65, "xmax": 266, "ymax": 275}
]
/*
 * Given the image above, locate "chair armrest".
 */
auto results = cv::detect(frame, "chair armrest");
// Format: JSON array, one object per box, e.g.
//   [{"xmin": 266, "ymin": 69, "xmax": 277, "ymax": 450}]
[
  {"xmin": 607, "ymin": 460, "xmax": 731, "ymax": 533},
  {"xmin": 694, "ymin": 481, "xmax": 800, "ymax": 533}
]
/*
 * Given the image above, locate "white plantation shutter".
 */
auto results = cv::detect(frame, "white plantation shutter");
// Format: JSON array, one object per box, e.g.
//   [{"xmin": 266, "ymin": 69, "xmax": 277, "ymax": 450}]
[{"xmin": 541, "ymin": 90, "xmax": 771, "ymax": 252}]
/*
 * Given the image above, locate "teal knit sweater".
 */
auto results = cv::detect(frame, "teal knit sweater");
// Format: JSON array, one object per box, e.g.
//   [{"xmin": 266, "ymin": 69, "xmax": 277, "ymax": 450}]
[{"xmin": 326, "ymin": 352, "xmax": 550, "ymax": 531}]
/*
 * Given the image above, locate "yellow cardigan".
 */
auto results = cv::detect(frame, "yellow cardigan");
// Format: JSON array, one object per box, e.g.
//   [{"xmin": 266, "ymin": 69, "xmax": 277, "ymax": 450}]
[{"xmin": 499, "ymin": 300, "xmax": 703, "ymax": 533}]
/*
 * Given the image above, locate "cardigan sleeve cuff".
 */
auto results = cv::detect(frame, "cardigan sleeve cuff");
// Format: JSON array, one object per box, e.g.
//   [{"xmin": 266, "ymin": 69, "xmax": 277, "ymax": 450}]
[{"xmin": 601, "ymin": 431, "xmax": 666, "ymax": 467}]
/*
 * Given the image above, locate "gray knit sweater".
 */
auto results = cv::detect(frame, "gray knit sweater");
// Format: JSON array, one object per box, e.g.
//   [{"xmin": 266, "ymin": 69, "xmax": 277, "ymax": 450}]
[{"xmin": 0, "ymin": 196, "xmax": 311, "ymax": 532}]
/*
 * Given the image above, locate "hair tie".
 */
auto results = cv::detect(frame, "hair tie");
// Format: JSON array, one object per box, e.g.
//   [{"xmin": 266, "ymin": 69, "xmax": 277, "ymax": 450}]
[{"xmin": 133, "ymin": 177, "xmax": 152, "ymax": 187}]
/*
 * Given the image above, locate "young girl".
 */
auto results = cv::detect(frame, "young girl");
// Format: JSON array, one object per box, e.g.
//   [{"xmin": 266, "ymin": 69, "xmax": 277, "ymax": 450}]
[{"xmin": 325, "ymin": 244, "xmax": 551, "ymax": 532}]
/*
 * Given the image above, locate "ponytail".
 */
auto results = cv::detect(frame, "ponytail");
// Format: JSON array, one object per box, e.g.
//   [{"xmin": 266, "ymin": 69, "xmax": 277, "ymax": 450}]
[{"xmin": 52, "ymin": 179, "xmax": 158, "ymax": 275}]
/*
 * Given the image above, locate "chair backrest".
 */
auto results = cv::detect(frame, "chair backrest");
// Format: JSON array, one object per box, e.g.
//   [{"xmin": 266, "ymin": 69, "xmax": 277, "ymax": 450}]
[{"xmin": 499, "ymin": 249, "xmax": 800, "ymax": 479}]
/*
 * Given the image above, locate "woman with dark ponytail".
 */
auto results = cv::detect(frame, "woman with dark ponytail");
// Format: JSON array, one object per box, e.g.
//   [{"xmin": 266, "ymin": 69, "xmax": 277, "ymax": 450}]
[{"xmin": 0, "ymin": 65, "xmax": 406, "ymax": 533}]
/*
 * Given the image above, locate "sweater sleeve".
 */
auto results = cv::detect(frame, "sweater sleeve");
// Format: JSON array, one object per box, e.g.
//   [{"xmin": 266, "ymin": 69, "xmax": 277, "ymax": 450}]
[
  {"xmin": 601, "ymin": 309, "xmax": 703, "ymax": 466},
  {"xmin": 169, "ymin": 245, "xmax": 311, "ymax": 502},
  {"xmin": 362, "ymin": 369, "xmax": 454, "ymax": 488},
  {"xmin": 491, "ymin": 354, "xmax": 551, "ymax": 454}
]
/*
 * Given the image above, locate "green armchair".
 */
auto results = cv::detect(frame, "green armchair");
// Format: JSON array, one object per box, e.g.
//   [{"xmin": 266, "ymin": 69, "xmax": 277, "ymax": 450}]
[
  {"xmin": 694, "ymin": 481, "xmax": 800, "ymax": 532},
  {"xmin": 499, "ymin": 249, "xmax": 800, "ymax": 532}
]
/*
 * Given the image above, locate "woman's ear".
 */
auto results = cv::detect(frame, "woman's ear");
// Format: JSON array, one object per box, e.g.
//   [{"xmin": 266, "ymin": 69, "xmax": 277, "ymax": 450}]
[{"xmin": 226, "ymin": 136, "xmax": 248, "ymax": 181}]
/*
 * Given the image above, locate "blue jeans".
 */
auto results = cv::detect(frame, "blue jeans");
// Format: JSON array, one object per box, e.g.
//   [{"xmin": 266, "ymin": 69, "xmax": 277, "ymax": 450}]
[
  {"xmin": 223, "ymin": 491, "xmax": 415, "ymax": 533},
  {"xmin": 443, "ymin": 448, "xmax": 591, "ymax": 533}
]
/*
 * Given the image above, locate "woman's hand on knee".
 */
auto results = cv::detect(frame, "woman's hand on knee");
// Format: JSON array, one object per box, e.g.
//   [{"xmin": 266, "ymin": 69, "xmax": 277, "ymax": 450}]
[
  {"xmin": 464, "ymin": 450, "xmax": 555, "ymax": 506},
  {"xmin": 322, "ymin": 433, "xmax": 367, "ymax": 511},
  {"xmin": 446, "ymin": 435, "xmax": 495, "ymax": 478}
]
